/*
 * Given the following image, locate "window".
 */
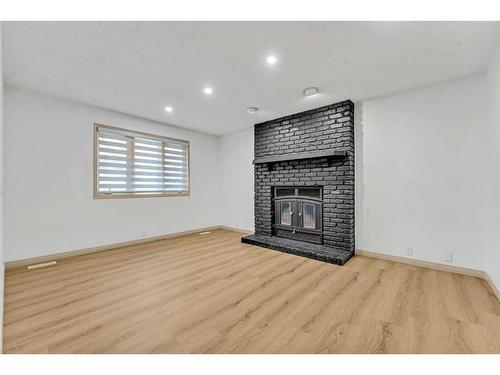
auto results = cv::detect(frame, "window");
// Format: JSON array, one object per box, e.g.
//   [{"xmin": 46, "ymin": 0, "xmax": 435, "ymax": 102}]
[{"xmin": 94, "ymin": 124, "xmax": 190, "ymax": 198}]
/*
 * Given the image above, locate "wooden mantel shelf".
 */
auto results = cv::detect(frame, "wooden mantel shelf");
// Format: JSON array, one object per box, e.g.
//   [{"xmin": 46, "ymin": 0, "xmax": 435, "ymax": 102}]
[{"xmin": 253, "ymin": 150, "xmax": 348, "ymax": 164}]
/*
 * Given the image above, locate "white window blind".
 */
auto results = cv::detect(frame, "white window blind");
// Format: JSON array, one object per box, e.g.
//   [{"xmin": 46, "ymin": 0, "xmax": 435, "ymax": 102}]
[{"xmin": 94, "ymin": 124, "xmax": 189, "ymax": 197}]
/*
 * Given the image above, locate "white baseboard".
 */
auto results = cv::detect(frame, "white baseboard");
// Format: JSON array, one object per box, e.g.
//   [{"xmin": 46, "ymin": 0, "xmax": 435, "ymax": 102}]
[
  {"xmin": 356, "ymin": 249, "xmax": 500, "ymax": 302},
  {"xmin": 356, "ymin": 249, "xmax": 484, "ymax": 277},
  {"xmin": 483, "ymin": 271, "xmax": 500, "ymax": 303},
  {"xmin": 5, "ymin": 225, "xmax": 250, "ymax": 269},
  {"xmin": 218, "ymin": 225, "xmax": 254, "ymax": 235}
]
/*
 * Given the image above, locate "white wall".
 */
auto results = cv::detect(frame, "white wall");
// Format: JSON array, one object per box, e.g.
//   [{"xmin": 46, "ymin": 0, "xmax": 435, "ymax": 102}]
[
  {"xmin": 3, "ymin": 86, "xmax": 222, "ymax": 262},
  {"xmin": 486, "ymin": 44, "xmax": 500, "ymax": 291},
  {"xmin": 219, "ymin": 127, "xmax": 254, "ymax": 231},
  {"xmin": 357, "ymin": 75, "xmax": 493, "ymax": 270},
  {"xmin": 0, "ymin": 22, "xmax": 5, "ymax": 353},
  {"xmin": 220, "ymin": 75, "xmax": 494, "ymax": 272}
]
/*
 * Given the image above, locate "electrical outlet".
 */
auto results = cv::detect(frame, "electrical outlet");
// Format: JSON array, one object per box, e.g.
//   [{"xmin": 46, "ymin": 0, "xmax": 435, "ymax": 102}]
[
  {"xmin": 406, "ymin": 248, "xmax": 413, "ymax": 256},
  {"xmin": 444, "ymin": 252, "xmax": 453, "ymax": 263}
]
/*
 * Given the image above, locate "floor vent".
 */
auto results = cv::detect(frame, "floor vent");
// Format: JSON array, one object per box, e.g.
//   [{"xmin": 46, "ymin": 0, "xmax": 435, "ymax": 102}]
[{"xmin": 27, "ymin": 261, "xmax": 57, "ymax": 270}]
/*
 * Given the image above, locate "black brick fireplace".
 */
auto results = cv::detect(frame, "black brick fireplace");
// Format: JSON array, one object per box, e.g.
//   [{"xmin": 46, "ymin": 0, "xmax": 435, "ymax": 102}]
[{"xmin": 241, "ymin": 100, "xmax": 355, "ymax": 265}]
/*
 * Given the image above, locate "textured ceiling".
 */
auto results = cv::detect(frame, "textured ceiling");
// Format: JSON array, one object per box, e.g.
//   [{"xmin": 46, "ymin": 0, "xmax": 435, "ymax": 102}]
[{"xmin": 3, "ymin": 21, "xmax": 500, "ymax": 135}]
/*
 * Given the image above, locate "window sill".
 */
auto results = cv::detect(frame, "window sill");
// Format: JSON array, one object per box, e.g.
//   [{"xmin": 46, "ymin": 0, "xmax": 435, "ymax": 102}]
[{"xmin": 94, "ymin": 191, "xmax": 190, "ymax": 199}]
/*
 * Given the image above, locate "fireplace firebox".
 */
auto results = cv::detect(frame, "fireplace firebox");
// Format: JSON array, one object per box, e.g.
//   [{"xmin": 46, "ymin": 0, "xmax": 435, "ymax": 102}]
[{"xmin": 273, "ymin": 187, "xmax": 323, "ymax": 244}]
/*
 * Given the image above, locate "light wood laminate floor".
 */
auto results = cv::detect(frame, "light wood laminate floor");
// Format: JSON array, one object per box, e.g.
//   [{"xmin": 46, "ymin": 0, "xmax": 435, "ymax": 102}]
[{"xmin": 3, "ymin": 229, "xmax": 500, "ymax": 353}]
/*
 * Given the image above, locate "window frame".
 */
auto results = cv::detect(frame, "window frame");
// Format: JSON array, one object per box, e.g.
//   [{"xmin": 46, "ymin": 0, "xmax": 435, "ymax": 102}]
[{"xmin": 93, "ymin": 123, "xmax": 190, "ymax": 199}]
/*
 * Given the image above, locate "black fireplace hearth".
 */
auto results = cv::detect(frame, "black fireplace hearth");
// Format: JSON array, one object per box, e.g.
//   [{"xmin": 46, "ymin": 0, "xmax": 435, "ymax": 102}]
[{"xmin": 241, "ymin": 100, "xmax": 355, "ymax": 265}]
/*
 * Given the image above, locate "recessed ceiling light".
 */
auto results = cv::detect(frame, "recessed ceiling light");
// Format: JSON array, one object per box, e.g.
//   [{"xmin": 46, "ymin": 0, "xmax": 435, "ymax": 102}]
[
  {"xmin": 164, "ymin": 106, "xmax": 173, "ymax": 113},
  {"xmin": 246, "ymin": 107, "xmax": 258, "ymax": 114},
  {"xmin": 303, "ymin": 87, "xmax": 319, "ymax": 96},
  {"xmin": 266, "ymin": 55, "xmax": 277, "ymax": 65},
  {"xmin": 203, "ymin": 87, "xmax": 213, "ymax": 95}
]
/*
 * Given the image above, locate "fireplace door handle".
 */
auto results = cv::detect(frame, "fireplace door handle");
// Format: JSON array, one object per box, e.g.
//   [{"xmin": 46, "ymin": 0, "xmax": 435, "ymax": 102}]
[
  {"xmin": 290, "ymin": 211, "xmax": 294, "ymax": 215},
  {"xmin": 298, "ymin": 212, "xmax": 302, "ymax": 216}
]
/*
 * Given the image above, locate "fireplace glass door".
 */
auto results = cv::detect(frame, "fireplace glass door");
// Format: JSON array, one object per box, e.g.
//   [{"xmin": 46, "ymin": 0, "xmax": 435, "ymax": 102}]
[
  {"xmin": 273, "ymin": 187, "xmax": 323, "ymax": 244},
  {"xmin": 302, "ymin": 202, "xmax": 317, "ymax": 229},
  {"xmin": 279, "ymin": 202, "xmax": 293, "ymax": 226}
]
